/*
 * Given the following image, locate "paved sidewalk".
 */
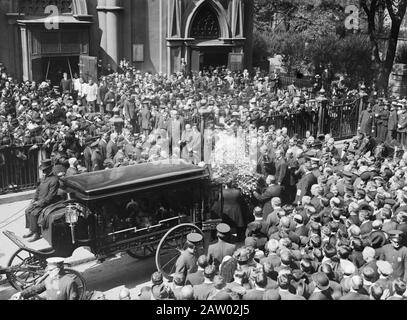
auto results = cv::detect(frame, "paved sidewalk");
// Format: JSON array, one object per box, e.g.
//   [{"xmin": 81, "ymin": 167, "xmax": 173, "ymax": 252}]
[{"xmin": 0, "ymin": 190, "xmax": 35, "ymax": 206}]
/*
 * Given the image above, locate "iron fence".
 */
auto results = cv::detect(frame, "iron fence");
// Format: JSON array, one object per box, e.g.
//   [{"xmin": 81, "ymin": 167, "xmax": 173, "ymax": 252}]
[
  {"xmin": 0, "ymin": 99, "xmax": 361, "ymax": 195},
  {"xmin": 322, "ymin": 98, "xmax": 361, "ymax": 140},
  {"xmin": 266, "ymin": 110, "xmax": 319, "ymax": 139},
  {"xmin": 0, "ymin": 145, "xmax": 40, "ymax": 194},
  {"xmin": 279, "ymin": 74, "xmax": 315, "ymax": 89}
]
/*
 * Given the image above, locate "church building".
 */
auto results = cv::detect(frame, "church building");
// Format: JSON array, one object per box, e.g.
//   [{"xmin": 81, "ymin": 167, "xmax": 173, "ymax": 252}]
[{"xmin": 0, "ymin": 0, "xmax": 254, "ymax": 83}]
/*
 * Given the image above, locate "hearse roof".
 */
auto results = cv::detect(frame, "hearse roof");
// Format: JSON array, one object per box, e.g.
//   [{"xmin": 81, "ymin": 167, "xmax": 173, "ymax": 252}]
[{"xmin": 62, "ymin": 161, "xmax": 209, "ymax": 201}]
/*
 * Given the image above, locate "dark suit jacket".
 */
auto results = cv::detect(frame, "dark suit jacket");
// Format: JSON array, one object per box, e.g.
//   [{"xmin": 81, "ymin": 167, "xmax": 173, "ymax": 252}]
[
  {"xmin": 254, "ymin": 184, "xmax": 282, "ymax": 214},
  {"xmin": 309, "ymin": 290, "xmax": 333, "ymax": 300},
  {"xmin": 278, "ymin": 288, "xmax": 306, "ymax": 300},
  {"xmin": 98, "ymin": 139, "xmax": 108, "ymax": 161},
  {"xmin": 186, "ymin": 270, "xmax": 205, "ymax": 286},
  {"xmin": 275, "ymin": 158, "xmax": 288, "ymax": 185},
  {"xmin": 295, "ymin": 172, "xmax": 317, "ymax": 204},
  {"xmin": 242, "ymin": 289, "xmax": 266, "ymax": 300},
  {"xmin": 123, "ymin": 99, "xmax": 136, "ymax": 120},
  {"xmin": 207, "ymin": 240, "xmax": 236, "ymax": 266},
  {"xmin": 339, "ymin": 291, "xmax": 370, "ymax": 300},
  {"xmin": 193, "ymin": 282, "xmax": 215, "ymax": 300},
  {"xmin": 106, "ymin": 140, "xmax": 118, "ymax": 160}
]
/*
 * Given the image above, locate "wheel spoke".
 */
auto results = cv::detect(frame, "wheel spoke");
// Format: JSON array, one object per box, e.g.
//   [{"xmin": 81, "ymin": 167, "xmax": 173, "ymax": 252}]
[{"xmin": 161, "ymin": 254, "xmax": 180, "ymax": 270}]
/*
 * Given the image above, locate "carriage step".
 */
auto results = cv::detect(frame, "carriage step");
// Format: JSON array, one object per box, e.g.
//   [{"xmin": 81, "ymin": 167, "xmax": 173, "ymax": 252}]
[
  {"xmin": 2, "ymin": 230, "xmax": 53, "ymax": 257},
  {"xmin": 2, "ymin": 230, "xmax": 28, "ymax": 250}
]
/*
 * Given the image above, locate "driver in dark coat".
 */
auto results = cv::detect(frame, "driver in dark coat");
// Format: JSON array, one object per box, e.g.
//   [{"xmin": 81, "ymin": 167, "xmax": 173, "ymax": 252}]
[{"xmin": 24, "ymin": 159, "xmax": 60, "ymax": 242}]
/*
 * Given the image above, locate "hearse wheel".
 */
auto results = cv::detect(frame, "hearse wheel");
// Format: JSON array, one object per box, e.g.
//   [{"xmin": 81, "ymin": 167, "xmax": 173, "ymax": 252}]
[
  {"xmin": 155, "ymin": 224, "xmax": 203, "ymax": 280},
  {"xmin": 7, "ymin": 248, "xmax": 47, "ymax": 291}
]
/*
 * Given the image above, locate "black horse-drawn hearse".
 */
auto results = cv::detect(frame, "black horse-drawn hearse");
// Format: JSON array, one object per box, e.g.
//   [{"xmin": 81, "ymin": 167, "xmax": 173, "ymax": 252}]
[{"xmin": 3, "ymin": 161, "xmax": 222, "ymax": 292}]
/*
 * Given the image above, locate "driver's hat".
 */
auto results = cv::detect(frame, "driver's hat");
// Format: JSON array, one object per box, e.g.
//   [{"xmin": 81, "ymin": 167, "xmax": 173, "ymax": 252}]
[
  {"xmin": 186, "ymin": 233, "xmax": 203, "ymax": 245},
  {"xmin": 46, "ymin": 257, "xmax": 65, "ymax": 268}
]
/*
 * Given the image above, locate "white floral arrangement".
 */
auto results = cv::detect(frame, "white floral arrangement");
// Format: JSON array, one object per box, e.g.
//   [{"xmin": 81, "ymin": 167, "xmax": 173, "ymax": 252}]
[{"xmin": 210, "ymin": 131, "xmax": 261, "ymax": 200}]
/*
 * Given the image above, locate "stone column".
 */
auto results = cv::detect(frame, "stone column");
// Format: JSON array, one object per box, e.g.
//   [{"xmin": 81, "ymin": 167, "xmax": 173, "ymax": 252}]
[
  {"xmin": 97, "ymin": 0, "xmax": 108, "ymax": 64},
  {"xmin": 19, "ymin": 25, "xmax": 30, "ymax": 81},
  {"xmin": 97, "ymin": 0, "xmax": 123, "ymax": 70}
]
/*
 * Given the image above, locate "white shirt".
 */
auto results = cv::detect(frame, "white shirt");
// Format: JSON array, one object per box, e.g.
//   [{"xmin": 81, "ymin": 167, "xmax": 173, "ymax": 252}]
[
  {"xmin": 85, "ymin": 83, "xmax": 98, "ymax": 102},
  {"xmin": 73, "ymin": 78, "xmax": 81, "ymax": 91}
]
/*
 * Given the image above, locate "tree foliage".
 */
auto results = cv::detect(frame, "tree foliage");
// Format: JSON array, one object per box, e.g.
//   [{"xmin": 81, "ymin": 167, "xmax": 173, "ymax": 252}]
[
  {"xmin": 359, "ymin": 0, "xmax": 407, "ymax": 91},
  {"xmin": 252, "ymin": 0, "xmax": 379, "ymax": 87}
]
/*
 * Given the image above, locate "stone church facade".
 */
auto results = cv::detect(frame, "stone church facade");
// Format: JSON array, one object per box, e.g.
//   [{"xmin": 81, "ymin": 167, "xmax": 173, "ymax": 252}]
[{"xmin": 0, "ymin": 0, "xmax": 254, "ymax": 83}]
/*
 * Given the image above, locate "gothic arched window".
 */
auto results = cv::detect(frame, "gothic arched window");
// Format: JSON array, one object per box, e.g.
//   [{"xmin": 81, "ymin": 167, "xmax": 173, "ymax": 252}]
[{"xmin": 190, "ymin": 3, "xmax": 220, "ymax": 40}]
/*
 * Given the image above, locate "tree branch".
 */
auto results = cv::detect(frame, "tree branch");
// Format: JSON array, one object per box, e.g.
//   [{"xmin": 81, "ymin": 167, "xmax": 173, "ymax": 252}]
[{"xmin": 385, "ymin": 0, "xmax": 397, "ymax": 21}]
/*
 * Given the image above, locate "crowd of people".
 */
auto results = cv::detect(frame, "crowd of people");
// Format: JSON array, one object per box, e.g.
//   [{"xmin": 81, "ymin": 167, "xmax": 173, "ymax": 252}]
[
  {"xmin": 1, "ymin": 60, "xmax": 354, "ymax": 178},
  {"xmin": 134, "ymin": 126, "xmax": 407, "ymax": 300},
  {"xmin": 3, "ymin": 59, "xmax": 407, "ymax": 300}
]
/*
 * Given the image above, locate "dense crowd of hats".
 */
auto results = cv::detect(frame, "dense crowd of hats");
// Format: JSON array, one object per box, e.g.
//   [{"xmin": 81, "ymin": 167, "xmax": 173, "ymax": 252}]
[{"xmin": 132, "ymin": 129, "xmax": 407, "ymax": 300}]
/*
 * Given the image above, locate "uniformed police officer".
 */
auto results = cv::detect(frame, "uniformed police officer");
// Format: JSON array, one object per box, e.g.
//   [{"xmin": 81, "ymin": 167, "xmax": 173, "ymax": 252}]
[
  {"xmin": 207, "ymin": 223, "xmax": 236, "ymax": 268},
  {"xmin": 379, "ymin": 230, "xmax": 407, "ymax": 283},
  {"xmin": 11, "ymin": 258, "xmax": 80, "ymax": 300},
  {"xmin": 175, "ymin": 233, "xmax": 203, "ymax": 277}
]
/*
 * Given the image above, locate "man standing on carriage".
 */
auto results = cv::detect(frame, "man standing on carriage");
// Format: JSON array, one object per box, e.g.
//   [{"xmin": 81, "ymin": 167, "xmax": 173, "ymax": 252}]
[{"xmin": 24, "ymin": 159, "xmax": 60, "ymax": 242}]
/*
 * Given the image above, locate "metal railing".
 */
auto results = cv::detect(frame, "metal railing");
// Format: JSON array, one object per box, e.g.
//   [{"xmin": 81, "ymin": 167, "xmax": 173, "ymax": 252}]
[
  {"xmin": 0, "ymin": 145, "xmax": 40, "ymax": 194},
  {"xmin": 278, "ymin": 74, "xmax": 315, "ymax": 89},
  {"xmin": 0, "ymin": 98, "xmax": 362, "ymax": 195}
]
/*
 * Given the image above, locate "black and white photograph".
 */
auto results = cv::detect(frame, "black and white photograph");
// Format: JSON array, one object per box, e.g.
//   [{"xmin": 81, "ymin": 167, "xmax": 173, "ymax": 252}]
[{"xmin": 0, "ymin": 0, "xmax": 407, "ymax": 305}]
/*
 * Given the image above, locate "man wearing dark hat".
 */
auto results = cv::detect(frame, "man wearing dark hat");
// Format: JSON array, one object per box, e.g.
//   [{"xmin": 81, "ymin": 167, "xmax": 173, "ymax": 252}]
[
  {"xmin": 175, "ymin": 233, "xmax": 203, "ymax": 277},
  {"xmin": 207, "ymin": 223, "xmax": 236, "ymax": 268},
  {"xmin": 308, "ymin": 272, "xmax": 333, "ymax": 300},
  {"xmin": 379, "ymin": 230, "xmax": 407, "ymax": 282},
  {"xmin": 24, "ymin": 159, "xmax": 59, "ymax": 242}
]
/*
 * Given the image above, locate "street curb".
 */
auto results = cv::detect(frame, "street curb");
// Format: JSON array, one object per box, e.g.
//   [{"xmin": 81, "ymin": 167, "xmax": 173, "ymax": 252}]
[{"xmin": 0, "ymin": 191, "xmax": 35, "ymax": 206}]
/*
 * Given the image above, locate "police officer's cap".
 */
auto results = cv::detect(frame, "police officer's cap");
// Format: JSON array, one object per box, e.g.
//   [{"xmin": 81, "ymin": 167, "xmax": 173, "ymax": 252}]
[
  {"xmin": 187, "ymin": 233, "xmax": 203, "ymax": 244},
  {"xmin": 216, "ymin": 223, "xmax": 231, "ymax": 234}
]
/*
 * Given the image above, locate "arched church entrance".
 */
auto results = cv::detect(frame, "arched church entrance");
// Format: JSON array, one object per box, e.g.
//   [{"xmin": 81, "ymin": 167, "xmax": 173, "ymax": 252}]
[{"xmin": 188, "ymin": 2, "xmax": 232, "ymax": 72}]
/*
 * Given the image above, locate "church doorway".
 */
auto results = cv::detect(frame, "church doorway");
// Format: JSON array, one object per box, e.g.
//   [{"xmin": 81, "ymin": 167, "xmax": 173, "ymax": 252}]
[{"xmin": 32, "ymin": 56, "xmax": 79, "ymax": 85}]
